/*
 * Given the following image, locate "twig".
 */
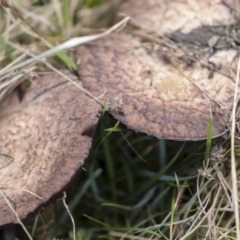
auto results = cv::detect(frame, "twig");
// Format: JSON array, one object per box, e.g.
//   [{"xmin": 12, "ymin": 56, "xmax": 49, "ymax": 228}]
[
  {"xmin": 62, "ymin": 192, "xmax": 76, "ymax": 240},
  {"xmin": 230, "ymin": 53, "xmax": 240, "ymax": 239}
]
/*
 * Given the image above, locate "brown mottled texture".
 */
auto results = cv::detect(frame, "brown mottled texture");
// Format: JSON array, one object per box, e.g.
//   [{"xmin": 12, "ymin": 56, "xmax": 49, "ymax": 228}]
[
  {"xmin": 0, "ymin": 72, "xmax": 101, "ymax": 226},
  {"xmin": 77, "ymin": 0, "xmax": 238, "ymax": 140}
]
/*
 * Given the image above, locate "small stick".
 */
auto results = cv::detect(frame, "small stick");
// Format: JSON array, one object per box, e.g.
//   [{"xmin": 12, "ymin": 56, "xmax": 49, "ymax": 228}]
[
  {"xmin": 230, "ymin": 53, "xmax": 240, "ymax": 239},
  {"xmin": 62, "ymin": 192, "xmax": 76, "ymax": 240},
  {"xmin": 1, "ymin": 0, "xmax": 50, "ymax": 43}
]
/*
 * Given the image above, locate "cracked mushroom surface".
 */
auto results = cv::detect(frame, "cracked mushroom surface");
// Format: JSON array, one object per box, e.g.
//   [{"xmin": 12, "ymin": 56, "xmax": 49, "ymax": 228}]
[
  {"xmin": 0, "ymin": 72, "xmax": 101, "ymax": 226},
  {"xmin": 77, "ymin": 0, "xmax": 238, "ymax": 140}
]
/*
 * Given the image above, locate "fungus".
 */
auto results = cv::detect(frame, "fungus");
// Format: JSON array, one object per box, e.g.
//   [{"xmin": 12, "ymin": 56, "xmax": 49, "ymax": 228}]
[
  {"xmin": 77, "ymin": 0, "xmax": 238, "ymax": 140},
  {"xmin": 0, "ymin": 72, "xmax": 101, "ymax": 226},
  {"xmin": 0, "ymin": 0, "xmax": 238, "ymax": 228}
]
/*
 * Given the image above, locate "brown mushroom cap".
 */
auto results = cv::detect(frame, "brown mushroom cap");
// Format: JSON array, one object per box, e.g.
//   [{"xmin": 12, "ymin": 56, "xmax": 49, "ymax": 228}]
[
  {"xmin": 0, "ymin": 72, "xmax": 101, "ymax": 226},
  {"xmin": 118, "ymin": 0, "xmax": 232, "ymax": 35},
  {"xmin": 77, "ymin": 0, "xmax": 237, "ymax": 140}
]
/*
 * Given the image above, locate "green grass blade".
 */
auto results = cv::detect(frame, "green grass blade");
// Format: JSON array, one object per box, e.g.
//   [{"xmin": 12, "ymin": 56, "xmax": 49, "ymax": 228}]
[
  {"xmin": 63, "ymin": 0, "xmax": 70, "ymax": 33},
  {"xmin": 83, "ymin": 214, "xmax": 111, "ymax": 228},
  {"xmin": 0, "ymin": 33, "xmax": 14, "ymax": 61},
  {"xmin": 135, "ymin": 143, "xmax": 186, "ymax": 196},
  {"xmin": 59, "ymin": 168, "xmax": 102, "ymax": 224},
  {"xmin": 204, "ymin": 116, "xmax": 213, "ymax": 165},
  {"xmin": 55, "ymin": 51, "xmax": 77, "ymax": 70}
]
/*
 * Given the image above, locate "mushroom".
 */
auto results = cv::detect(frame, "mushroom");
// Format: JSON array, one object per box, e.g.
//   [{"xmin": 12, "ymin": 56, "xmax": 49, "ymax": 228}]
[
  {"xmin": 0, "ymin": 0, "xmax": 238, "ymax": 230},
  {"xmin": 77, "ymin": 0, "xmax": 238, "ymax": 140},
  {"xmin": 0, "ymin": 72, "xmax": 101, "ymax": 226},
  {"xmin": 117, "ymin": 0, "xmax": 233, "ymax": 34}
]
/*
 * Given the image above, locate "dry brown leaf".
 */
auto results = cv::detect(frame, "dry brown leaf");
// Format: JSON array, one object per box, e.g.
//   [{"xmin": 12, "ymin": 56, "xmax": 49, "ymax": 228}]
[
  {"xmin": 0, "ymin": 72, "xmax": 101, "ymax": 226},
  {"xmin": 77, "ymin": 0, "xmax": 238, "ymax": 140}
]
